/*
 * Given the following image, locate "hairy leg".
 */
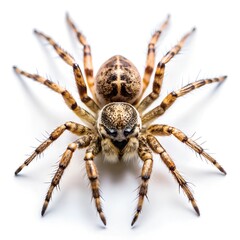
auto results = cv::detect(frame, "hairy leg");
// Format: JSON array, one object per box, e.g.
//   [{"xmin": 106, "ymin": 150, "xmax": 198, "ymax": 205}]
[
  {"xmin": 140, "ymin": 15, "xmax": 170, "ymax": 98},
  {"xmin": 132, "ymin": 135, "xmax": 153, "ymax": 226},
  {"xmin": 147, "ymin": 124, "xmax": 226, "ymax": 174},
  {"xmin": 84, "ymin": 137, "xmax": 106, "ymax": 225},
  {"xmin": 142, "ymin": 76, "xmax": 226, "ymax": 124},
  {"xmin": 41, "ymin": 135, "xmax": 93, "ymax": 215},
  {"xmin": 66, "ymin": 13, "xmax": 95, "ymax": 95},
  {"xmin": 15, "ymin": 121, "xmax": 92, "ymax": 175},
  {"xmin": 147, "ymin": 134, "xmax": 200, "ymax": 215},
  {"xmin": 138, "ymin": 28, "xmax": 195, "ymax": 113},
  {"xmin": 13, "ymin": 66, "xmax": 96, "ymax": 125},
  {"xmin": 34, "ymin": 29, "xmax": 99, "ymax": 112}
]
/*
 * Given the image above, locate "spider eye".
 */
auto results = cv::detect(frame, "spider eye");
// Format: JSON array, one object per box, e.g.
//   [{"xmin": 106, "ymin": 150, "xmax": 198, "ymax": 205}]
[
  {"xmin": 105, "ymin": 128, "xmax": 118, "ymax": 137},
  {"xmin": 124, "ymin": 127, "xmax": 134, "ymax": 137}
]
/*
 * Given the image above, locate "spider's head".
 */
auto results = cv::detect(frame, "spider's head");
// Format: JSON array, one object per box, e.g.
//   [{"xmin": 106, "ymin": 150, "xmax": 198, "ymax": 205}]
[{"xmin": 97, "ymin": 102, "xmax": 141, "ymax": 149}]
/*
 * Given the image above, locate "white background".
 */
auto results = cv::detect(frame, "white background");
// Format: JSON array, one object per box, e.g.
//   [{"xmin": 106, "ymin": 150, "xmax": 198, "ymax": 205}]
[{"xmin": 1, "ymin": 0, "xmax": 239, "ymax": 239}]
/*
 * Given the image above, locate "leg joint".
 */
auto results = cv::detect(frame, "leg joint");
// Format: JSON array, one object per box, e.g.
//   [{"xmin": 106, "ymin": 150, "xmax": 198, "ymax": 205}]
[{"xmin": 141, "ymin": 175, "xmax": 150, "ymax": 181}]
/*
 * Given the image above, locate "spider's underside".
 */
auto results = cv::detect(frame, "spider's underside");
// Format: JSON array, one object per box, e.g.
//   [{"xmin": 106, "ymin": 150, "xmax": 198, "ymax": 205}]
[{"xmin": 14, "ymin": 14, "xmax": 226, "ymax": 226}]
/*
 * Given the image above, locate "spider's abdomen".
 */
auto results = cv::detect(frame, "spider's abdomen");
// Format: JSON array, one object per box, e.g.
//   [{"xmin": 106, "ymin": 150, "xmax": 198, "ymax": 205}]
[{"xmin": 95, "ymin": 55, "xmax": 142, "ymax": 105}]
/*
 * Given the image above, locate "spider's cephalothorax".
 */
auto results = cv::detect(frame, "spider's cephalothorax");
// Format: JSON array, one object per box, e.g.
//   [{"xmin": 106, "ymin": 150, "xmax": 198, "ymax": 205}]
[
  {"xmin": 14, "ymin": 13, "xmax": 227, "ymax": 227},
  {"xmin": 95, "ymin": 55, "xmax": 142, "ymax": 105},
  {"xmin": 98, "ymin": 102, "xmax": 141, "ymax": 162}
]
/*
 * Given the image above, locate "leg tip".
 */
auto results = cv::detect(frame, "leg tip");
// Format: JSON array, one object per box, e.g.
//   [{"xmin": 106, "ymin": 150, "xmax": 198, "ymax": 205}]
[
  {"xmin": 66, "ymin": 12, "xmax": 70, "ymax": 20},
  {"xmin": 41, "ymin": 211, "xmax": 45, "ymax": 217},
  {"xmin": 220, "ymin": 167, "xmax": 227, "ymax": 175},
  {"xmin": 99, "ymin": 212, "xmax": 107, "ymax": 226},
  {"xmin": 194, "ymin": 206, "xmax": 200, "ymax": 216},
  {"xmin": 131, "ymin": 213, "xmax": 139, "ymax": 226},
  {"xmin": 41, "ymin": 202, "xmax": 48, "ymax": 216},
  {"xmin": 33, "ymin": 29, "xmax": 43, "ymax": 37},
  {"xmin": 222, "ymin": 75, "xmax": 228, "ymax": 80},
  {"xmin": 15, "ymin": 164, "xmax": 25, "ymax": 175},
  {"xmin": 13, "ymin": 66, "xmax": 19, "ymax": 73},
  {"xmin": 192, "ymin": 27, "xmax": 197, "ymax": 32},
  {"xmin": 33, "ymin": 29, "xmax": 39, "ymax": 34}
]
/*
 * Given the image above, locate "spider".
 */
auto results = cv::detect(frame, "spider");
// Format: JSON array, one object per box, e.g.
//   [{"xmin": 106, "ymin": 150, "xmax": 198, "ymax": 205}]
[{"xmin": 14, "ymin": 14, "xmax": 226, "ymax": 226}]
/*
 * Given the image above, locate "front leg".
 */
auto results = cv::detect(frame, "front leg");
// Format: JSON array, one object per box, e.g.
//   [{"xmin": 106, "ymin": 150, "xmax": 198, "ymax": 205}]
[
  {"xmin": 34, "ymin": 30, "xmax": 99, "ymax": 112},
  {"xmin": 84, "ymin": 138, "xmax": 106, "ymax": 225},
  {"xmin": 131, "ymin": 135, "xmax": 153, "ymax": 226},
  {"xmin": 137, "ymin": 28, "xmax": 195, "ymax": 113},
  {"xmin": 66, "ymin": 13, "xmax": 95, "ymax": 95},
  {"xmin": 13, "ymin": 67, "xmax": 96, "ymax": 125},
  {"xmin": 41, "ymin": 135, "xmax": 93, "ymax": 216}
]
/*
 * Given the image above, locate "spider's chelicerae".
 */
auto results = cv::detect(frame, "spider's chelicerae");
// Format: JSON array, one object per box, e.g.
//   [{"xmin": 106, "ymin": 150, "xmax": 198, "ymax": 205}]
[{"xmin": 14, "ymin": 14, "xmax": 226, "ymax": 226}]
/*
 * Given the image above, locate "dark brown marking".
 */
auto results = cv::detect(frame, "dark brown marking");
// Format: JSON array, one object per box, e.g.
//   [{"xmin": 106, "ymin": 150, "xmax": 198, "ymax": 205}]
[
  {"xmin": 120, "ymin": 83, "xmax": 132, "ymax": 97},
  {"xmin": 85, "ymin": 68, "xmax": 93, "ymax": 77},
  {"xmin": 71, "ymin": 102, "xmax": 77, "ymax": 110},
  {"xmin": 145, "ymin": 66, "xmax": 153, "ymax": 74}
]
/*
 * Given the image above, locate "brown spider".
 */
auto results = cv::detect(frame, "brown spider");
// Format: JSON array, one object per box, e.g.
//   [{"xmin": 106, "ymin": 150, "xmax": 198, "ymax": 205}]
[{"xmin": 14, "ymin": 14, "xmax": 226, "ymax": 226}]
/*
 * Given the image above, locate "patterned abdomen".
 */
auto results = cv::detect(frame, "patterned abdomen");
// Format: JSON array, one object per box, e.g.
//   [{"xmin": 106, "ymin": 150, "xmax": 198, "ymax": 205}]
[{"xmin": 95, "ymin": 55, "xmax": 142, "ymax": 105}]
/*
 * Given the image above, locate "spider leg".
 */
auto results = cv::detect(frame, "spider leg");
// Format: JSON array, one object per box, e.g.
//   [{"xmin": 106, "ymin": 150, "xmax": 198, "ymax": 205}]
[
  {"xmin": 41, "ymin": 135, "xmax": 92, "ymax": 216},
  {"xmin": 142, "ymin": 76, "xmax": 227, "ymax": 124},
  {"xmin": 147, "ymin": 134, "xmax": 200, "ymax": 215},
  {"xmin": 140, "ymin": 15, "xmax": 170, "ymax": 99},
  {"xmin": 66, "ymin": 13, "xmax": 95, "ymax": 96},
  {"xmin": 147, "ymin": 124, "xmax": 226, "ymax": 174},
  {"xmin": 34, "ymin": 30, "xmax": 99, "ymax": 112},
  {"xmin": 137, "ymin": 28, "xmax": 195, "ymax": 113},
  {"xmin": 15, "ymin": 121, "xmax": 92, "ymax": 175},
  {"xmin": 84, "ymin": 138, "xmax": 106, "ymax": 225},
  {"xmin": 13, "ymin": 66, "xmax": 96, "ymax": 125},
  {"xmin": 132, "ymin": 135, "xmax": 153, "ymax": 226}
]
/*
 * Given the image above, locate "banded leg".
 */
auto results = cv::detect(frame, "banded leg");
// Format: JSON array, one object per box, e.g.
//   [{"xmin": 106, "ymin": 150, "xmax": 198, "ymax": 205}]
[
  {"xmin": 137, "ymin": 28, "xmax": 195, "ymax": 113},
  {"xmin": 84, "ymin": 138, "xmax": 106, "ymax": 225},
  {"xmin": 142, "ymin": 76, "xmax": 227, "ymax": 124},
  {"xmin": 140, "ymin": 15, "xmax": 170, "ymax": 97},
  {"xmin": 15, "ymin": 121, "xmax": 92, "ymax": 175},
  {"xmin": 132, "ymin": 135, "xmax": 153, "ymax": 226},
  {"xmin": 147, "ymin": 134, "xmax": 200, "ymax": 215},
  {"xmin": 41, "ymin": 135, "xmax": 92, "ymax": 216},
  {"xmin": 147, "ymin": 124, "xmax": 226, "ymax": 174},
  {"xmin": 13, "ymin": 66, "xmax": 96, "ymax": 125},
  {"xmin": 34, "ymin": 30, "xmax": 99, "ymax": 112},
  {"xmin": 66, "ymin": 13, "xmax": 95, "ymax": 95}
]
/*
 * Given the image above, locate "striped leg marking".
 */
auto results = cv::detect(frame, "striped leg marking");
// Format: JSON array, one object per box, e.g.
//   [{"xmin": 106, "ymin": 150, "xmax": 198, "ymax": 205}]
[
  {"xmin": 142, "ymin": 76, "xmax": 227, "ymax": 124},
  {"xmin": 138, "ymin": 28, "xmax": 195, "ymax": 113},
  {"xmin": 147, "ymin": 135, "xmax": 200, "ymax": 215},
  {"xmin": 13, "ymin": 66, "xmax": 96, "ymax": 125},
  {"xmin": 41, "ymin": 136, "xmax": 92, "ymax": 216},
  {"xmin": 84, "ymin": 138, "xmax": 106, "ymax": 225},
  {"xmin": 147, "ymin": 124, "xmax": 226, "ymax": 174},
  {"xmin": 131, "ymin": 135, "xmax": 153, "ymax": 226},
  {"xmin": 140, "ymin": 15, "xmax": 170, "ymax": 98},
  {"xmin": 66, "ymin": 13, "xmax": 95, "ymax": 95},
  {"xmin": 15, "ymin": 122, "xmax": 92, "ymax": 175},
  {"xmin": 34, "ymin": 29, "xmax": 99, "ymax": 112}
]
